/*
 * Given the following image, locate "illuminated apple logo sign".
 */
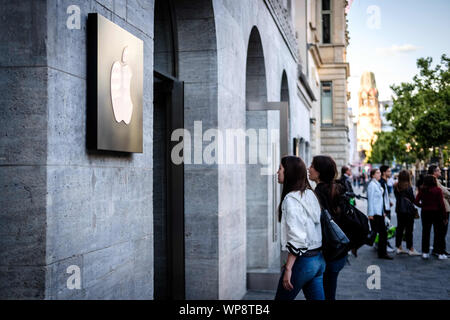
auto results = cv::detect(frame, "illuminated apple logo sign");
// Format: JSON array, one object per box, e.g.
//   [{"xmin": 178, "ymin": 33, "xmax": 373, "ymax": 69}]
[
  {"xmin": 111, "ymin": 46, "xmax": 133, "ymax": 125},
  {"xmin": 87, "ymin": 13, "xmax": 143, "ymax": 153}
]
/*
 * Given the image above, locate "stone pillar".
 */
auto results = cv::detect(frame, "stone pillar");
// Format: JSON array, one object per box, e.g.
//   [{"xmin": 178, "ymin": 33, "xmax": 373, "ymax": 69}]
[
  {"xmin": 1, "ymin": 0, "xmax": 155, "ymax": 299},
  {"xmin": 0, "ymin": 0, "xmax": 49, "ymax": 299}
]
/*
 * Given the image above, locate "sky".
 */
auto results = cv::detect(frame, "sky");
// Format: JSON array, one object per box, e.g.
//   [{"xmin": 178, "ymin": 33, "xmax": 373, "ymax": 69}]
[{"xmin": 346, "ymin": 0, "xmax": 450, "ymax": 114}]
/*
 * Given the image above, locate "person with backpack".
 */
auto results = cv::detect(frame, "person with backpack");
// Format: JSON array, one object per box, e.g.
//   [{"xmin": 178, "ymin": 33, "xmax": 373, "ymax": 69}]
[
  {"xmin": 367, "ymin": 168, "xmax": 394, "ymax": 260},
  {"xmin": 274, "ymin": 156, "xmax": 325, "ymax": 300},
  {"xmin": 394, "ymin": 170, "xmax": 421, "ymax": 256},
  {"xmin": 415, "ymin": 175, "xmax": 448, "ymax": 260},
  {"xmin": 308, "ymin": 155, "xmax": 348, "ymax": 300}
]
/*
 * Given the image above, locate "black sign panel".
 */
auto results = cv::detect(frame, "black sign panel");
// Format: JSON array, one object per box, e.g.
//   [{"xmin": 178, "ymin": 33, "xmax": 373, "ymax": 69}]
[{"xmin": 87, "ymin": 13, "xmax": 143, "ymax": 153}]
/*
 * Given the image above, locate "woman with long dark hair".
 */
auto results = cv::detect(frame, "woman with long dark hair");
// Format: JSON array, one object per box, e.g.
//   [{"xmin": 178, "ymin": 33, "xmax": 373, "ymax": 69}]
[
  {"xmin": 274, "ymin": 156, "xmax": 325, "ymax": 300},
  {"xmin": 394, "ymin": 170, "xmax": 421, "ymax": 256},
  {"xmin": 308, "ymin": 155, "xmax": 347, "ymax": 300},
  {"xmin": 415, "ymin": 175, "xmax": 447, "ymax": 260}
]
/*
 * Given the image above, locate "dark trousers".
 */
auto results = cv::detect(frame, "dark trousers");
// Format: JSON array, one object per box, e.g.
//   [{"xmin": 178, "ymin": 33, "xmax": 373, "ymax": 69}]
[
  {"xmin": 395, "ymin": 212, "xmax": 414, "ymax": 250},
  {"xmin": 422, "ymin": 210, "xmax": 445, "ymax": 254},
  {"xmin": 370, "ymin": 215, "xmax": 387, "ymax": 257},
  {"xmin": 433, "ymin": 212, "xmax": 449, "ymax": 253},
  {"xmin": 323, "ymin": 256, "xmax": 347, "ymax": 300}
]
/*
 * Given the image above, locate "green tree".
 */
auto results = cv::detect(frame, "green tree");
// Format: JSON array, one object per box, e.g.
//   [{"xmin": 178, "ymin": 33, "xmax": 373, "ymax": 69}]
[
  {"xmin": 367, "ymin": 131, "xmax": 413, "ymax": 165},
  {"xmin": 374, "ymin": 54, "xmax": 450, "ymax": 167}
]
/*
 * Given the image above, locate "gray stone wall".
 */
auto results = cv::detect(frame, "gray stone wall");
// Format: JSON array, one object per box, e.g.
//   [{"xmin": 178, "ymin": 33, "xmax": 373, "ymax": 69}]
[
  {"xmin": 173, "ymin": 0, "xmax": 220, "ymax": 299},
  {"xmin": 267, "ymin": 110, "xmax": 281, "ymax": 269},
  {"xmin": 320, "ymin": 127, "xmax": 349, "ymax": 168},
  {"xmin": 0, "ymin": 0, "xmax": 49, "ymax": 299},
  {"xmin": 214, "ymin": 0, "xmax": 308, "ymax": 299},
  {"xmin": 44, "ymin": 0, "xmax": 155, "ymax": 300},
  {"xmin": 1, "ymin": 0, "xmax": 154, "ymax": 299}
]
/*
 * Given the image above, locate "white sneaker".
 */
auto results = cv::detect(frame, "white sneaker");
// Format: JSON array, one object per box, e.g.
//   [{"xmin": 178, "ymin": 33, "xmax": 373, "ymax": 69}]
[
  {"xmin": 422, "ymin": 253, "xmax": 430, "ymax": 259},
  {"xmin": 438, "ymin": 254, "xmax": 448, "ymax": 260},
  {"xmin": 408, "ymin": 249, "xmax": 421, "ymax": 256},
  {"xmin": 396, "ymin": 247, "xmax": 407, "ymax": 254}
]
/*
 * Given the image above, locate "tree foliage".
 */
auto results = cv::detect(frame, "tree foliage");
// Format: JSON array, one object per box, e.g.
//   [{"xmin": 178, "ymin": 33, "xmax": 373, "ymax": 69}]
[
  {"xmin": 369, "ymin": 54, "xmax": 450, "ymax": 166},
  {"xmin": 367, "ymin": 131, "xmax": 414, "ymax": 165}
]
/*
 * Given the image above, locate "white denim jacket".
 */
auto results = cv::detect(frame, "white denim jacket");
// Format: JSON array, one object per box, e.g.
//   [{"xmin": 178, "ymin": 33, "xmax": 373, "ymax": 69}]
[
  {"xmin": 367, "ymin": 179, "xmax": 384, "ymax": 217},
  {"xmin": 280, "ymin": 189, "xmax": 322, "ymax": 255}
]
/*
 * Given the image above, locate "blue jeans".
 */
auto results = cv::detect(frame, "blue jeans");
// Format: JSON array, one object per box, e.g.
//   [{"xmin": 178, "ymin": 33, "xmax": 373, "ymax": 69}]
[
  {"xmin": 323, "ymin": 256, "xmax": 347, "ymax": 300},
  {"xmin": 275, "ymin": 253, "xmax": 326, "ymax": 300}
]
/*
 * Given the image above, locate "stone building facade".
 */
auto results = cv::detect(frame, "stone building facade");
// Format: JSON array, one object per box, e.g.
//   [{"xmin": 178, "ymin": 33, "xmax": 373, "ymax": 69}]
[
  {"xmin": 0, "ymin": 0, "xmax": 319, "ymax": 299},
  {"xmin": 301, "ymin": 0, "xmax": 351, "ymax": 168},
  {"xmin": 357, "ymin": 71, "xmax": 381, "ymax": 162}
]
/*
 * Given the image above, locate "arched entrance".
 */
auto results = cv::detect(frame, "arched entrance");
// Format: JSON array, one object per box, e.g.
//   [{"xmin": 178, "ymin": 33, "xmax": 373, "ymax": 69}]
[
  {"xmin": 153, "ymin": 0, "xmax": 219, "ymax": 299},
  {"xmin": 280, "ymin": 71, "xmax": 291, "ymax": 154},
  {"xmin": 245, "ymin": 27, "xmax": 280, "ymax": 289},
  {"xmin": 153, "ymin": 0, "xmax": 185, "ymax": 300},
  {"xmin": 246, "ymin": 27, "xmax": 267, "ymax": 102},
  {"xmin": 280, "ymin": 71, "xmax": 289, "ymax": 103}
]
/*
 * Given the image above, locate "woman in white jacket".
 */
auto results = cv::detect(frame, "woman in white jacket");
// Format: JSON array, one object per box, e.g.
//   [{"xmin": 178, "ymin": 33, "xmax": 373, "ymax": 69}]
[{"xmin": 274, "ymin": 156, "xmax": 326, "ymax": 300}]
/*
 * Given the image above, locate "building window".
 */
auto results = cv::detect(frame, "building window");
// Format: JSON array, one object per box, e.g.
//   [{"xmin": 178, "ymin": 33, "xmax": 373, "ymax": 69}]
[
  {"xmin": 322, "ymin": 0, "xmax": 331, "ymax": 43},
  {"xmin": 321, "ymin": 81, "xmax": 333, "ymax": 125}
]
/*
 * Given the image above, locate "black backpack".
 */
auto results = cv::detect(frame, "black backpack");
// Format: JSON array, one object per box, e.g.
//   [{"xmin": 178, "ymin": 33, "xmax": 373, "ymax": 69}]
[
  {"xmin": 397, "ymin": 195, "xmax": 419, "ymax": 219},
  {"xmin": 338, "ymin": 196, "xmax": 370, "ymax": 250}
]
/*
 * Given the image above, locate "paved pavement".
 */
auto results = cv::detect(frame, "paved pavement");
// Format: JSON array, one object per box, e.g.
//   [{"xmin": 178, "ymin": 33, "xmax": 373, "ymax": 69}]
[{"xmin": 243, "ymin": 186, "xmax": 450, "ymax": 300}]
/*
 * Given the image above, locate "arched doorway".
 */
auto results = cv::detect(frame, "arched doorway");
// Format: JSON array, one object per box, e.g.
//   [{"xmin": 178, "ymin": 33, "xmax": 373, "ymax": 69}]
[
  {"xmin": 280, "ymin": 71, "xmax": 291, "ymax": 154},
  {"xmin": 154, "ymin": 0, "xmax": 218, "ymax": 299},
  {"xmin": 153, "ymin": 0, "xmax": 185, "ymax": 300},
  {"xmin": 246, "ymin": 27, "xmax": 267, "ymax": 102},
  {"xmin": 280, "ymin": 71, "xmax": 289, "ymax": 103},
  {"xmin": 245, "ymin": 27, "xmax": 280, "ymax": 286}
]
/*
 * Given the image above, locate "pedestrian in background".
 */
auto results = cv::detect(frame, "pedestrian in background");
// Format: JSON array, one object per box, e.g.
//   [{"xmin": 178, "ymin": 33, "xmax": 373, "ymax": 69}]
[
  {"xmin": 415, "ymin": 175, "xmax": 447, "ymax": 260},
  {"xmin": 275, "ymin": 156, "xmax": 325, "ymax": 300},
  {"xmin": 394, "ymin": 170, "xmax": 421, "ymax": 256},
  {"xmin": 308, "ymin": 155, "xmax": 348, "ymax": 300},
  {"xmin": 339, "ymin": 165, "xmax": 354, "ymax": 196},
  {"xmin": 367, "ymin": 168, "xmax": 393, "ymax": 260},
  {"xmin": 379, "ymin": 165, "xmax": 393, "ymax": 219},
  {"xmin": 379, "ymin": 166, "xmax": 395, "ymax": 253},
  {"xmin": 362, "ymin": 172, "xmax": 369, "ymax": 194},
  {"xmin": 387, "ymin": 175, "xmax": 395, "ymax": 195},
  {"xmin": 428, "ymin": 166, "xmax": 450, "ymax": 257}
]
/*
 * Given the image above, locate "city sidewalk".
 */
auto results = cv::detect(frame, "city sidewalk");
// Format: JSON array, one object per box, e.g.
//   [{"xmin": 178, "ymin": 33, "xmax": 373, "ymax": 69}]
[{"xmin": 243, "ymin": 186, "xmax": 450, "ymax": 300}]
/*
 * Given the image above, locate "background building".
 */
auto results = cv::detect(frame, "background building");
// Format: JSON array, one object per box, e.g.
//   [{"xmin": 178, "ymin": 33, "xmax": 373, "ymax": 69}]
[
  {"xmin": 357, "ymin": 71, "xmax": 381, "ymax": 162},
  {"xmin": 348, "ymin": 106, "xmax": 359, "ymax": 168},
  {"xmin": 294, "ymin": 0, "xmax": 351, "ymax": 170}
]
